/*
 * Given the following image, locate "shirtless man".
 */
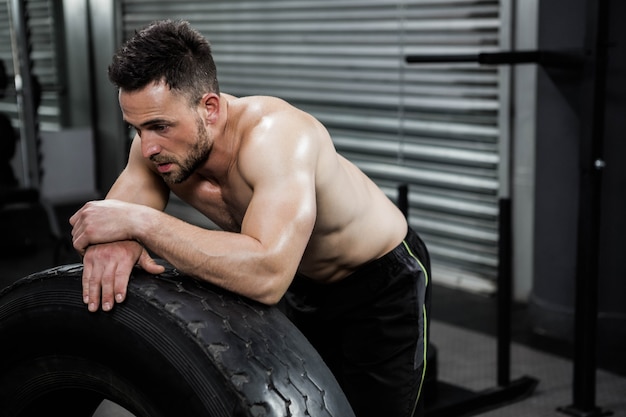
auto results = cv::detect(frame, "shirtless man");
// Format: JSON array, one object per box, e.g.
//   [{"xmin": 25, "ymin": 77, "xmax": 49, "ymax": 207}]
[{"xmin": 70, "ymin": 20, "xmax": 431, "ymax": 417}]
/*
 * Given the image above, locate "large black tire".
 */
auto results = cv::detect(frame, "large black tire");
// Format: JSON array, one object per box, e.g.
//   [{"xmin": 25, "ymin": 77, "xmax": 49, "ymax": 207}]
[{"xmin": 0, "ymin": 263, "xmax": 355, "ymax": 417}]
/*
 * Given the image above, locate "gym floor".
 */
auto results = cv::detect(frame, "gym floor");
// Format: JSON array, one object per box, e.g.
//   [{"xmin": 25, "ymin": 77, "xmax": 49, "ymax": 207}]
[{"xmin": 0, "ymin": 202, "xmax": 624, "ymax": 416}]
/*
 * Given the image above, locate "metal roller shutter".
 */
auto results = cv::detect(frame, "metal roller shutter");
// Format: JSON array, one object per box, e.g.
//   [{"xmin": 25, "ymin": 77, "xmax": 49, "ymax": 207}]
[
  {"xmin": 1, "ymin": 0, "xmax": 62, "ymax": 130},
  {"xmin": 0, "ymin": 2, "xmax": 13, "ymax": 112},
  {"xmin": 120, "ymin": 0, "xmax": 506, "ymax": 292},
  {"xmin": 1, "ymin": 0, "xmax": 63, "ymax": 188}
]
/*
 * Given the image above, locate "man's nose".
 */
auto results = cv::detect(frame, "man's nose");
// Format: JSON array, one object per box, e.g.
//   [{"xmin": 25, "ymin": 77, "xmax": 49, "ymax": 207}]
[{"xmin": 141, "ymin": 135, "xmax": 161, "ymax": 159}]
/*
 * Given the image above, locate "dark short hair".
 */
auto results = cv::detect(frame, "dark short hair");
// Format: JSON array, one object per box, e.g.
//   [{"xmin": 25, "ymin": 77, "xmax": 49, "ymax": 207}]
[{"xmin": 108, "ymin": 20, "xmax": 220, "ymax": 105}]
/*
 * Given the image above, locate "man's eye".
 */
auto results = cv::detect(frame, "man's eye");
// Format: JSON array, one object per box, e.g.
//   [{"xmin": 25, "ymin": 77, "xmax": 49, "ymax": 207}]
[{"xmin": 127, "ymin": 124, "xmax": 139, "ymax": 137}]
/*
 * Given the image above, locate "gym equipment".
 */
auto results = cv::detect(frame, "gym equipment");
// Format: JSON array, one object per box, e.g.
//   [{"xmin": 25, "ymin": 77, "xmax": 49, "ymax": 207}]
[
  {"xmin": 406, "ymin": 0, "xmax": 613, "ymax": 415},
  {"xmin": 397, "ymin": 184, "xmax": 538, "ymax": 416},
  {"xmin": 0, "ymin": 263, "xmax": 355, "ymax": 417},
  {"xmin": 2, "ymin": 0, "xmax": 64, "ymax": 261}
]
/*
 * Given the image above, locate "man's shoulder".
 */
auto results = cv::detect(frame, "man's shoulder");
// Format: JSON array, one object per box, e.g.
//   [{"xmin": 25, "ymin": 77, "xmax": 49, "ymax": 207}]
[{"xmin": 228, "ymin": 94, "xmax": 301, "ymax": 115}]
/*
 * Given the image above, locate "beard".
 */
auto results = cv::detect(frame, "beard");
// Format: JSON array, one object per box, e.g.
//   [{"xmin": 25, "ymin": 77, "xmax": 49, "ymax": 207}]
[{"xmin": 153, "ymin": 117, "xmax": 212, "ymax": 185}]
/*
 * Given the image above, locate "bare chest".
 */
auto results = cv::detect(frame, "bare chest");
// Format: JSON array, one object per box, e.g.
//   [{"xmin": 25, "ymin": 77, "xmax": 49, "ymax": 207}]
[{"xmin": 170, "ymin": 177, "xmax": 251, "ymax": 232}]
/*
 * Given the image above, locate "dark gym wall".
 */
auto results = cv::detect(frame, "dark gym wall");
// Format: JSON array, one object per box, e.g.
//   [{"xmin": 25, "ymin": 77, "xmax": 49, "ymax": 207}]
[{"xmin": 529, "ymin": 0, "xmax": 626, "ymax": 350}]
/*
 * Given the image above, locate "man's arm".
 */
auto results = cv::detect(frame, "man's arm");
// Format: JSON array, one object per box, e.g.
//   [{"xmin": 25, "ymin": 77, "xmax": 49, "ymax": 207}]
[
  {"xmin": 140, "ymin": 137, "xmax": 316, "ymax": 304},
  {"xmin": 74, "ymin": 135, "xmax": 170, "ymax": 311},
  {"xmin": 71, "ymin": 116, "xmax": 318, "ymax": 305},
  {"xmin": 106, "ymin": 133, "xmax": 171, "ymax": 208}
]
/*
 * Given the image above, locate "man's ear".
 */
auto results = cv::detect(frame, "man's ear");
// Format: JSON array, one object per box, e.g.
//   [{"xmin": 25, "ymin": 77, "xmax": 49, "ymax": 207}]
[{"xmin": 200, "ymin": 93, "xmax": 220, "ymax": 124}]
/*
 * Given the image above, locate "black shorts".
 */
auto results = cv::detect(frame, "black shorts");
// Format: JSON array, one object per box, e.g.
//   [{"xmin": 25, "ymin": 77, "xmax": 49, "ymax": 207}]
[{"xmin": 282, "ymin": 227, "xmax": 431, "ymax": 417}]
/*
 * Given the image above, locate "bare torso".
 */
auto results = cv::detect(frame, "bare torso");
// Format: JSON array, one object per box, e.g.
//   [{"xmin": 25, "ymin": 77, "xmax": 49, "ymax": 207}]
[{"xmin": 168, "ymin": 95, "xmax": 407, "ymax": 283}]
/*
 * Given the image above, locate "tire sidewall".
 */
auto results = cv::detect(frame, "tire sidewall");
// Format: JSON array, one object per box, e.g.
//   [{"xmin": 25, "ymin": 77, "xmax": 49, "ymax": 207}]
[
  {"xmin": 0, "ymin": 264, "xmax": 355, "ymax": 417},
  {"xmin": 0, "ymin": 268, "xmax": 237, "ymax": 417}
]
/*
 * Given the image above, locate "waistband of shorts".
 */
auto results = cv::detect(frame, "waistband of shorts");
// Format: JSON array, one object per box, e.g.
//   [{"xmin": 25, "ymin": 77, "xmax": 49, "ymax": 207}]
[
  {"xmin": 293, "ymin": 225, "xmax": 426, "ymax": 293},
  {"xmin": 348, "ymin": 225, "xmax": 425, "ymax": 276}
]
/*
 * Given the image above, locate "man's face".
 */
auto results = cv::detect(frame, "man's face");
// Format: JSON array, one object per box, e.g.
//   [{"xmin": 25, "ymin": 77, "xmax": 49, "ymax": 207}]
[
  {"xmin": 119, "ymin": 81, "xmax": 212, "ymax": 185},
  {"xmin": 151, "ymin": 115, "xmax": 212, "ymax": 184}
]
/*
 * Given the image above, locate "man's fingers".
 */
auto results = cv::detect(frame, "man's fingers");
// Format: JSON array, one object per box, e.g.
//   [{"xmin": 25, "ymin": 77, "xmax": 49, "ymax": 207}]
[
  {"xmin": 81, "ymin": 241, "xmax": 147, "ymax": 312},
  {"xmin": 112, "ymin": 255, "xmax": 137, "ymax": 305},
  {"xmin": 68, "ymin": 206, "xmax": 82, "ymax": 226},
  {"xmin": 82, "ymin": 259, "xmax": 92, "ymax": 305},
  {"xmin": 71, "ymin": 226, "xmax": 88, "ymax": 256},
  {"xmin": 138, "ymin": 249, "xmax": 166, "ymax": 275},
  {"xmin": 86, "ymin": 259, "xmax": 103, "ymax": 312},
  {"xmin": 100, "ymin": 261, "xmax": 117, "ymax": 312}
]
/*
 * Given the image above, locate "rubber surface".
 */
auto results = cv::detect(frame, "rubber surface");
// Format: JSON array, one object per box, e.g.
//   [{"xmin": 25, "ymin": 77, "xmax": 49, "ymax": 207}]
[{"xmin": 0, "ymin": 263, "xmax": 355, "ymax": 417}]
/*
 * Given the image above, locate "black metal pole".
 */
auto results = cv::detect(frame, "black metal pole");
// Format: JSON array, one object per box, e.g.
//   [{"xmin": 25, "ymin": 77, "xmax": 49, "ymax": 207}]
[
  {"xmin": 496, "ymin": 198, "xmax": 512, "ymax": 386},
  {"xmin": 397, "ymin": 183, "xmax": 409, "ymax": 219},
  {"xmin": 405, "ymin": 51, "xmax": 541, "ymax": 65},
  {"xmin": 7, "ymin": 0, "xmax": 40, "ymax": 189},
  {"xmin": 571, "ymin": 0, "xmax": 606, "ymax": 411},
  {"xmin": 558, "ymin": 0, "xmax": 611, "ymax": 415},
  {"xmin": 407, "ymin": 45, "xmax": 540, "ymax": 417},
  {"xmin": 405, "ymin": 51, "xmax": 544, "ymax": 65},
  {"xmin": 405, "ymin": 50, "xmax": 583, "ymax": 68}
]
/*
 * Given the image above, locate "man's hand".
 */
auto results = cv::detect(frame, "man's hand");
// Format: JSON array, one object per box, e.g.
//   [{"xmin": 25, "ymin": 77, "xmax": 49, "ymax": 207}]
[
  {"xmin": 81, "ymin": 241, "xmax": 165, "ymax": 312},
  {"xmin": 70, "ymin": 199, "xmax": 146, "ymax": 255}
]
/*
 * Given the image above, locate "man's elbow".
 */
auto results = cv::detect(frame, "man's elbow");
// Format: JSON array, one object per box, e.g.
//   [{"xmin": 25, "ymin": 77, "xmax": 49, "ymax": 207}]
[
  {"xmin": 254, "ymin": 284, "xmax": 287, "ymax": 306},
  {"xmin": 255, "ymin": 293, "xmax": 282, "ymax": 306},
  {"xmin": 253, "ymin": 272, "xmax": 292, "ymax": 306}
]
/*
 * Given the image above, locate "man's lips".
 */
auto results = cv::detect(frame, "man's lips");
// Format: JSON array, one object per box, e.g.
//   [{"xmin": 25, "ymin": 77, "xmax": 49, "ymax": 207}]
[{"xmin": 156, "ymin": 163, "xmax": 173, "ymax": 173}]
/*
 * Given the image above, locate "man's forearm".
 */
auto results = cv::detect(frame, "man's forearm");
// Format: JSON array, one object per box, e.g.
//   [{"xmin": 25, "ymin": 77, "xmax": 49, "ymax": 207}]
[{"xmin": 134, "ymin": 212, "xmax": 292, "ymax": 305}]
